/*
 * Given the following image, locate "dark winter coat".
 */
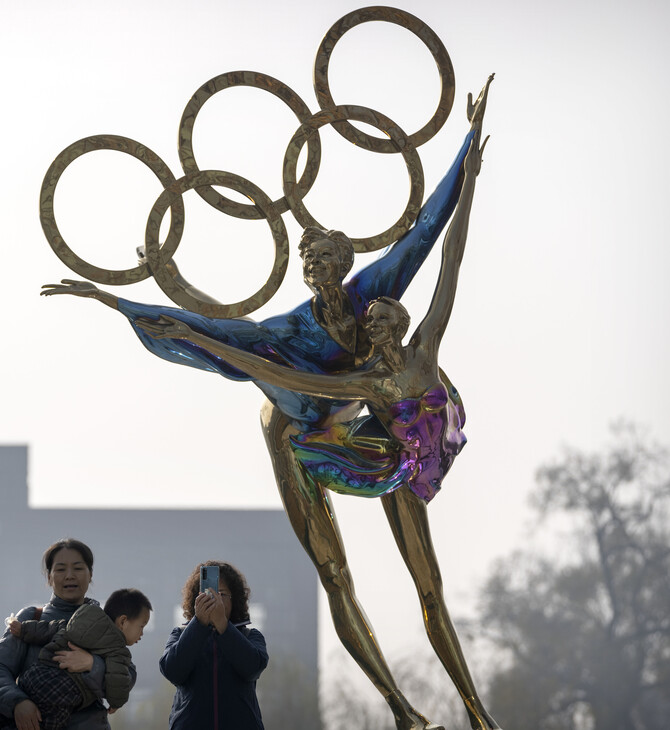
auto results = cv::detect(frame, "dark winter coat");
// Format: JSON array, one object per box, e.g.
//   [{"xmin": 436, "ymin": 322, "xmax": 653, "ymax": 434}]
[
  {"xmin": 0, "ymin": 595, "xmax": 133, "ymax": 730},
  {"xmin": 160, "ymin": 617, "xmax": 268, "ymax": 730},
  {"xmin": 20, "ymin": 603, "xmax": 131, "ymax": 710}
]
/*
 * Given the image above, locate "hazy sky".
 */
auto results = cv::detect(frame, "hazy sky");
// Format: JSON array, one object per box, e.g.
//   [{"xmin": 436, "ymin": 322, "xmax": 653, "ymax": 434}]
[{"xmin": 2, "ymin": 0, "xmax": 669, "ymax": 688}]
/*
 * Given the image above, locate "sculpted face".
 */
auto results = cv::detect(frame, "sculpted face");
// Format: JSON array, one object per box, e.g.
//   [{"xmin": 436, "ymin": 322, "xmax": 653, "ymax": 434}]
[
  {"xmin": 302, "ymin": 239, "xmax": 344, "ymax": 288},
  {"xmin": 365, "ymin": 301, "xmax": 401, "ymax": 347}
]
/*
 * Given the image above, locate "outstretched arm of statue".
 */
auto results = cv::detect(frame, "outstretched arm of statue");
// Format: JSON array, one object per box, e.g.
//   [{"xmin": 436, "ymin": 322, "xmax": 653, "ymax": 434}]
[
  {"xmin": 411, "ymin": 122, "xmax": 489, "ymax": 357},
  {"xmin": 40, "ymin": 279, "xmax": 119, "ymax": 310},
  {"xmin": 136, "ymin": 315, "xmax": 372, "ymax": 401}
]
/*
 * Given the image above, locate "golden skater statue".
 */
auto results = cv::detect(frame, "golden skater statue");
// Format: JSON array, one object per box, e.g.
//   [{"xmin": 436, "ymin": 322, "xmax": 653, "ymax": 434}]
[{"xmin": 43, "ymin": 72, "xmax": 497, "ymax": 729}]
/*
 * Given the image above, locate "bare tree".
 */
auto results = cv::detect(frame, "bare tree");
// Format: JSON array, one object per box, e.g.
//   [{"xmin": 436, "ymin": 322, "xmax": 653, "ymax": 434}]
[{"xmin": 480, "ymin": 423, "xmax": 670, "ymax": 730}]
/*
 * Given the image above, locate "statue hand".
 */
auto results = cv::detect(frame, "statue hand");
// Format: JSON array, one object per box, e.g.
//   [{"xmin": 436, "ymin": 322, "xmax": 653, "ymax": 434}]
[
  {"xmin": 40, "ymin": 279, "xmax": 101, "ymax": 298},
  {"xmin": 136, "ymin": 315, "xmax": 193, "ymax": 340},
  {"xmin": 464, "ymin": 134, "xmax": 490, "ymax": 177},
  {"xmin": 467, "ymin": 73, "xmax": 495, "ymax": 128}
]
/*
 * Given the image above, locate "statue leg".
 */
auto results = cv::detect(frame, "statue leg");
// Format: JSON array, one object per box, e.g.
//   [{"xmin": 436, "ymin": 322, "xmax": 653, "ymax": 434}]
[
  {"xmin": 260, "ymin": 401, "xmax": 444, "ymax": 730},
  {"xmin": 381, "ymin": 487, "xmax": 500, "ymax": 730}
]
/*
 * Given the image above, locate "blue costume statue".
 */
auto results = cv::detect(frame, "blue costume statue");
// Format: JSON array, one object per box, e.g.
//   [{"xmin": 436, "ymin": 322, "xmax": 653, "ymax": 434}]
[
  {"xmin": 116, "ymin": 133, "xmax": 473, "ymax": 430},
  {"xmin": 42, "ymin": 121, "xmax": 500, "ymax": 730}
]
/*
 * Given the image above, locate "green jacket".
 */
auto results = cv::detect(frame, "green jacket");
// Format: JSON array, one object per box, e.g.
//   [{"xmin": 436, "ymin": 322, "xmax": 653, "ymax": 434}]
[{"xmin": 20, "ymin": 603, "xmax": 132, "ymax": 709}]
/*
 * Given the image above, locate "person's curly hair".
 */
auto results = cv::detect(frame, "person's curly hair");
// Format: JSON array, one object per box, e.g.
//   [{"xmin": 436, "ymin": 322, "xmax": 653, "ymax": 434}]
[{"xmin": 181, "ymin": 561, "xmax": 251, "ymax": 624}]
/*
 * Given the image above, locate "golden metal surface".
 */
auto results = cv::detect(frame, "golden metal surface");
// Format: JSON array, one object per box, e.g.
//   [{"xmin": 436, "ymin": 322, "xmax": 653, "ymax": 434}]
[
  {"xmin": 283, "ymin": 104, "xmax": 424, "ymax": 253},
  {"xmin": 38, "ymin": 11, "xmax": 457, "ymax": 309},
  {"xmin": 260, "ymin": 401, "xmax": 447, "ymax": 730},
  {"xmin": 381, "ymin": 486, "xmax": 499, "ymax": 730},
  {"xmin": 132, "ymin": 87, "xmax": 498, "ymax": 728},
  {"xmin": 178, "ymin": 70, "xmax": 321, "ymax": 219},
  {"xmin": 39, "ymin": 135, "xmax": 185, "ymax": 286},
  {"xmin": 314, "ymin": 6, "xmax": 455, "ymax": 153},
  {"xmin": 39, "ymin": 8, "xmax": 499, "ymax": 727},
  {"xmin": 144, "ymin": 169, "xmax": 289, "ymax": 318}
]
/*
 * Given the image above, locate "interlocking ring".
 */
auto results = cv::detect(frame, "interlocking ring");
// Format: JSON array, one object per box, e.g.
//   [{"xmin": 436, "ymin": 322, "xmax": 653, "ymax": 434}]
[
  {"xmin": 282, "ymin": 105, "xmax": 424, "ymax": 253},
  {"xmin": 314, "ymin": 6, "xmax": 455, "ymax": 153},
  {"xmin": 39, "ymin": 135, "xmax": 185, "ymax": 285},
  {"xmin": 42, "ymin": 9, "xmax": 456, "ymax": 311},
  {"xmin": 144, "ymin": 170, "xmax": 289, "ymax": 318},
  {"xmin": 178, "ymin": 71, "xmax": 321, "ymax": 220}
]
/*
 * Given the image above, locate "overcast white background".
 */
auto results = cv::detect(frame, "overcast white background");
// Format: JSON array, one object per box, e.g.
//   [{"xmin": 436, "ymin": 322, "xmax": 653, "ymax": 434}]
[{"xmin": 2, "ymin": 0, "xmax": 669, "ymax": 690}]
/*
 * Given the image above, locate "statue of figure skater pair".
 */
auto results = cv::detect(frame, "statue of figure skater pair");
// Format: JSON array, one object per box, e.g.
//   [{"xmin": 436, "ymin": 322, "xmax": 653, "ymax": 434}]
[{"xmin": 42, "ymin": 75, "xmax": 498, "ymax": 730}]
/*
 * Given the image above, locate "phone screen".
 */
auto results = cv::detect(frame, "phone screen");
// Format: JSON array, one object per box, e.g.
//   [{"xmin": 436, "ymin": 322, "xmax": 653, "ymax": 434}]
[{"xmin": 200, "ymin": 565, "xmax": 220, "ymax": 595}]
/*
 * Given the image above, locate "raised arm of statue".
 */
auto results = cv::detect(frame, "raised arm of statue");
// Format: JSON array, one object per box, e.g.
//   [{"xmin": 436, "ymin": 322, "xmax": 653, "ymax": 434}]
[
  {"xmin": 351, "ymin": 76, "xmax": 493, "ymax": 307},
  {"xmin": 349, "ymin": 133, "xmax": 473, "ymax": 306},
  {"xmin": 468, "ymin": 73, "xmax": 495, "ymax": 130},
  {"xmin": 411, "ymin": 78, "xmax": 492, "ymax": 358}
]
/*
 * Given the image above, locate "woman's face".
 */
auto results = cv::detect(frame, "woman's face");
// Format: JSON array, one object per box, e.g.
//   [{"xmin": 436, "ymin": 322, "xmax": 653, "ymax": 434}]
[
  {"xmin": 47, "ymin": 548, "xmax": 92, "ymax": 605},
  {"xmin": 365, "ymin": 301, "xmax": 400, "ymax": 347}
]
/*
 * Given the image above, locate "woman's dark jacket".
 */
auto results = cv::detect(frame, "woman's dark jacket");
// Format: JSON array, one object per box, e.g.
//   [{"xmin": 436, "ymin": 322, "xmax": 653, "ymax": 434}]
[
  {"xmin": 20, "ymin": 603, "xmax": 132, "ymax": 709},
  {"xmin": 160, "ymin": 617, "xmax": 268, "ymax": 730},
  {"xmin": 0, "ymin": 595, "xmax": 135, "ymax": 730}
]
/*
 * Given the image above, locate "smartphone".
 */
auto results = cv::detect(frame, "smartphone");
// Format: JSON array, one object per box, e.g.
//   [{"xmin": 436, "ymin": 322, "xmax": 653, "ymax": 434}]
[{"xmin": 200, "ymin": 565, "xmax": 220, "ymax": 595}]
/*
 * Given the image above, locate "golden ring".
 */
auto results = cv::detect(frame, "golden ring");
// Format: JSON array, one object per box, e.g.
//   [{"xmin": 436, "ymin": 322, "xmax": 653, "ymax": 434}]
[
  {"xmin": 178, "ymin": 71, "xmax": 321, "ymax": 219},
  {"xmin": 314, "ymin": 6, "xmax": 455, "ymax": 153},
  {"xmin": 145, "ymin": 169, "xmax": 289, "ymax": 318},
  {"xmin": 282, "ymin": 104, "xmax": 424, "ymax": 253},
  {"xmin": 39, "ymin": 135, "xmax": 185, "ymax": 285}
]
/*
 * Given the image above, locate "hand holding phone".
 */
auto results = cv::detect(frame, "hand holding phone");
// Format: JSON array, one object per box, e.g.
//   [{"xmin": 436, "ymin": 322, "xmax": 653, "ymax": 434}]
[{"xmin": 200, "ymin": 565, "xmax": 220, "ymax": 595}]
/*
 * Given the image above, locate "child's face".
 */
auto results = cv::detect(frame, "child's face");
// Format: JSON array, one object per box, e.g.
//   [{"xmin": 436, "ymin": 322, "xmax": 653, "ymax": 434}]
[{"xmin": 117, "ymin": 608, "xmax": 151, "ymax": 646}]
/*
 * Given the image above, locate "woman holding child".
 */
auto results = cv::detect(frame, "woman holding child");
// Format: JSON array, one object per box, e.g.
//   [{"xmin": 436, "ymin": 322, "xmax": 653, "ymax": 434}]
[
  {"xmin": 0, "ymin": 539, "xmax": 133, "ymax": 730},
  {"xmin": 160, "ymin": 561, "xmax": 268, "ymax": 730}
]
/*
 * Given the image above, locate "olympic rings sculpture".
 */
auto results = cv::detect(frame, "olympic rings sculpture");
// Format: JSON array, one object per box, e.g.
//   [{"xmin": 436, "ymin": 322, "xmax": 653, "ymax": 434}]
[
  {"xmin": 40, "ymin": 135, "xmax": 186, "ymax": 287},
  {"xmin": 40, "ymin": 6, "xmax": 456, "ymax": 318},
  {"xmin": 282, "ymin": 105, "xmax": 424, "ymax": 253},
  {"xmin": 145, "ymin": 170, "xmax": 289, "ymax": 319},
  {"xmin": 178, "ymin": 71, "xmax": 323, "ymax": 221},
  {"xmin": 313, "ymin": 7, "xmax": 455, "ymax": 153}
]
